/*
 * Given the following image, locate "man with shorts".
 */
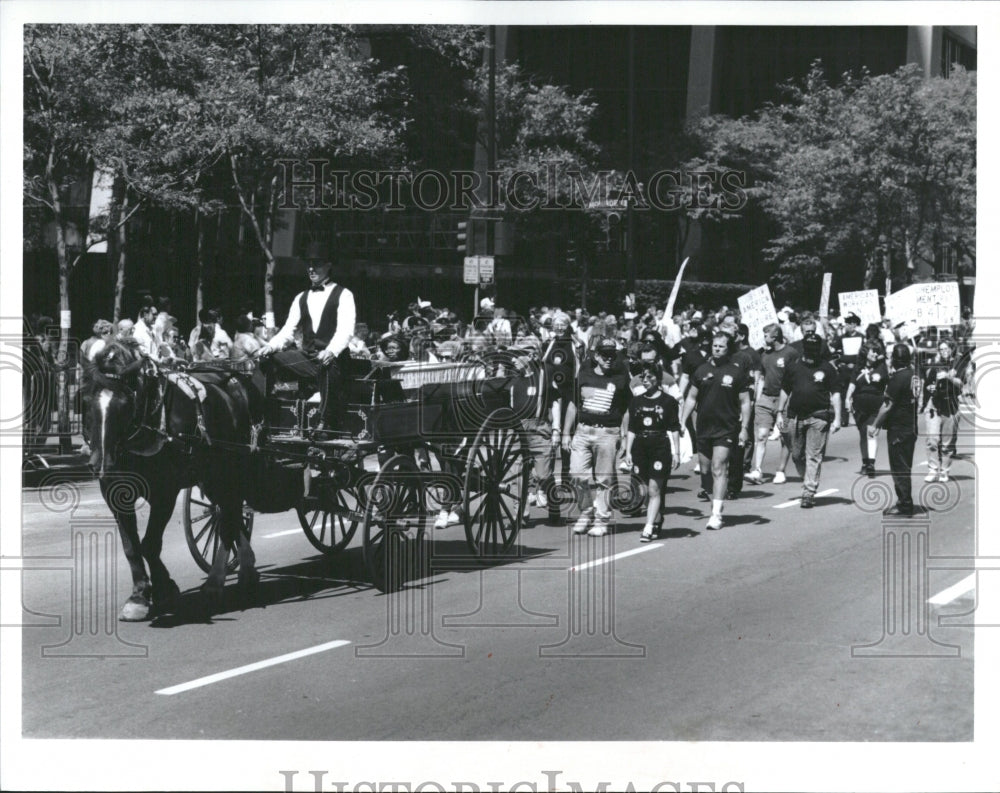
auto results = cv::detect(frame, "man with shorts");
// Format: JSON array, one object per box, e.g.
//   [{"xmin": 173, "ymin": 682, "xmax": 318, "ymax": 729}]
[
  {"xmin": 747, "ymin": 323, "xmax": 798, "ymax": 483},
  {"xmin": 679, "ymin": 333, "xmax": 751, "ymax": 530}
]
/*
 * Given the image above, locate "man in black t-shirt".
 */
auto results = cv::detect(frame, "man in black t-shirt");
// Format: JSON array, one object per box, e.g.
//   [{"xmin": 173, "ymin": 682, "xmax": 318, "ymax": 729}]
[
  {"xmin": 677, "ymin": 324, "xmax": 710, "ymax": 474},
  {"xmin": 776, "ymin": 334, "xmax": 842, "ymax": 508},
  {"xmin": 679, "ymin": 333, "xmax": 751, "ymax": 530},
  {"xmin": 565, "ymin": 336, "xmax": 632, "ymax": 536},
  {"xmin": 727, "ymin": 323, "xmax": 762, "ymax": 497},
  {"xmin": 870, "ymin": 343, "xmax": 918, "ymax": 516}
]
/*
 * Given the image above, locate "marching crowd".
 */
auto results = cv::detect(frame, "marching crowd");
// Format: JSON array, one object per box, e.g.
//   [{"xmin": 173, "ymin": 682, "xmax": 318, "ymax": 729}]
[{"xmin": 42, "ymin": 267, "xmax": 976, "ymax": 535}]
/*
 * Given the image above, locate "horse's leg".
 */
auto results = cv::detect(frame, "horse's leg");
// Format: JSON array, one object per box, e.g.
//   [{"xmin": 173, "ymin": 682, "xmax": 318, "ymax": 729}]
[
  {"xmin": 102, "ymin": 477, "xmax": 152, "ymax": 621},
  {"xmin": 140, "ymin": 483, "xmax": 182, "ymax": 615}
]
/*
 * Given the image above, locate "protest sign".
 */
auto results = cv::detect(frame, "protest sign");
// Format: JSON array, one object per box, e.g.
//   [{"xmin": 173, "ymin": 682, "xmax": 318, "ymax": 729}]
[
  {"xmin": 819, "ymin": 273, "xmax": 832, "ymax": 317},
  {"xmin": 884, "ymin": 282, "xmax": 961, "ymax": 328},
  {"xmin": 738, "ymin": 284, "xmax": 779, "ymax": 350},
  {"xmin": 837, "ymin": 289, "xmax": 882, "ymax": 326}
]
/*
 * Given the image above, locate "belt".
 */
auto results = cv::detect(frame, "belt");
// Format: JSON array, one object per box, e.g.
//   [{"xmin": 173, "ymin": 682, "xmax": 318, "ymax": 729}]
[
  {"xmin": 579, "ymin": 421, "xmax": 617, "ymax": 429},
  {"xmin": 762, "ymin": 390, "xmax": 780, "ymax": 397}
]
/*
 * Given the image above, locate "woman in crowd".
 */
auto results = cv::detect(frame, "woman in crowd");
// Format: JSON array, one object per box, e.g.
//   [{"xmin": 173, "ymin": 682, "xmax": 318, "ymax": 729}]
[
  {"xmin": 845, "ymin": 339, "xmax": 888, "ymax": 477},
  {"xmin": 624, "ymin": 360, "xmax": 681, "ymax": 542}
]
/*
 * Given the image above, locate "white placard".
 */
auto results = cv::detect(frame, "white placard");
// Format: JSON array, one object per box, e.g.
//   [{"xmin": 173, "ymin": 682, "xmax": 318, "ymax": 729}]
[
  {"xmin": 841, "ymin": 336, "xmax": 863, "ymax": 357},
  {"xmin": 478, "ymin": 256, "xmax": 495, "ymax": 284},
  {"xmin": 737, "ymin": 284, "xmax": 779, "ymax": 351},
  {"xmin": 884, "ymin": 282, "xmax": 961, "ymax": 328},
  {"xmin": 819, "ymin": 273, "xmax": 832, "ymax": 317},
  {"xmin": 463, "ymin": 256, "xmax": 479, "ymax": 285},
  {"xmin": 837, "ymin": 289, "xmax": 882, "ymax": 326}
]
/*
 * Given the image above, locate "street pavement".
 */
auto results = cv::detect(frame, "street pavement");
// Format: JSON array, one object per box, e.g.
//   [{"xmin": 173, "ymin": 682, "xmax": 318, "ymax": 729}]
[{"xmin": 16, "ymin": 414, "xmax": 977, "ymax": 742}]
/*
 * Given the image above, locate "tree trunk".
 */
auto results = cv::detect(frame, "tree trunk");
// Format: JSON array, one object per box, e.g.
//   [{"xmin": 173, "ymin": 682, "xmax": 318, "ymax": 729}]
[
  {"xmin": 230, "ymin": 155, "xmax": 277, "ymax": 321},
  {"xmin": 45, "ymin": 148, "xmax": 72, "ymax": 453},
  {"xmin": 195, "ymin": 210, "xmax": 207, "ymax": 317},
  {"xmin": 111, "ymin": 177, "xmax": 128, "ymax": 323}
]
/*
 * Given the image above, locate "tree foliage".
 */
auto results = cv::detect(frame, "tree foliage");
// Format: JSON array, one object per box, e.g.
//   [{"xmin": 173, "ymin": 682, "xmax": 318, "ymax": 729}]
[{"xmin": 686, "ymin": 62, "xmax": 975, "ymax": 295}]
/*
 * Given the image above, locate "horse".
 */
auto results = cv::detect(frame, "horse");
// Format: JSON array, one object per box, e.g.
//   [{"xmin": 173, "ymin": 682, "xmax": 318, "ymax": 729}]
[{"xmin": 81, "ymin": 340, "xmax": 259, "ymax": 620}]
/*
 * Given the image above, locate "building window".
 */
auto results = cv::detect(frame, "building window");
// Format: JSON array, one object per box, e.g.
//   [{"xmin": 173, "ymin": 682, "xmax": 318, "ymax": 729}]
[{"xmin": 941, "ymin": 32, "xmax": 976, "ymax": 77}]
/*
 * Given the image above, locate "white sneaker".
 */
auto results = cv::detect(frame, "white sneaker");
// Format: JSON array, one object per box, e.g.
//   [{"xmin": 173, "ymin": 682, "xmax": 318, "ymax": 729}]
[
  {"xmin": 527, "ymin": 493, "xmax": 537, "ymax": 506},
  {"xmin": 446, "ymin": 510, "xmax": 461, "ymax": 526},
  {"xmin": 924, "ymin": 473, "xmax": 938, "ymax": 483},
  {"xmin": 433, "ymin": 509, "xmax": 450, "ymax": 529},
  {"xmin": 639, "ymin": 525, "xmax": 655, "ymax": 542},
  {"xmin": 588, "ymin": 512, "xmax": 612, "ymax": 536},
  {"xmin": 744, "ymin": 469, "xmax": 763, "ymax": 484},
  {"xmin": 693, "ymin": 463, "xmax": 701, "ymax": 474},
  {"xmin": 772, "ymin": 471, "xmax": 786, "ymax": 484},
  {"xmin": 939, "ymin": 473, "xmax": 950, "ymax": 483},
  {"xmin": 706, "ymin": 514, "xmax": 723, "ymax": 530},
  {"xmin": 536, "ymin": 491, "xmax": 548, "ymax": 509},
  {"xmin": 572, "ymin": 512, "xmax": 593, "ymax": 534}
]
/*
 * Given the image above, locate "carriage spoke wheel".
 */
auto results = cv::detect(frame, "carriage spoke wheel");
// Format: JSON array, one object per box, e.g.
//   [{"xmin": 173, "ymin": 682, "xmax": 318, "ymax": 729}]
[
  {"xmin": 362, "ymin": 454, "xmax": 426, "ymax": 593},
  {"xmin": 297, "ymin": 479, "xmax": 365, "ymax": 556},
  {"xmin": 182, "ymin": 486, "xmax": 253, "ymax": 574},
  {"xmin": 464, "ymin": 408, "xmax": 528, "ymax": 559}
]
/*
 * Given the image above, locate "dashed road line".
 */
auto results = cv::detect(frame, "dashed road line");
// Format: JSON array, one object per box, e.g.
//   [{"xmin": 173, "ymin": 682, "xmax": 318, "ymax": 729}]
[
  {"xmin": 928, "ymin": 574, "xmax": 976, "ymax": 606},
  {"xmin": 773, "ymin": 488, "xmax": 838, "ymax": 508},
  {"xmin": 155, "ymin": 640, "xmax": 351, "ymax": 695},
  {"xmin": 263, "ymin": 529, "xmax": 302, "ymax": 539},
  {"xmin": 569, "ymin": 543, "xmax": 661, "ymax": 572}
]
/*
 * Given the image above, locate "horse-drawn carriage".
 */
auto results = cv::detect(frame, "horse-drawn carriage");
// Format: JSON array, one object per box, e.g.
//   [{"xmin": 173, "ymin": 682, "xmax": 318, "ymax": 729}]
[{"xmin": 179, "ymin": 350, "xmax": 534, "ymax": 593}]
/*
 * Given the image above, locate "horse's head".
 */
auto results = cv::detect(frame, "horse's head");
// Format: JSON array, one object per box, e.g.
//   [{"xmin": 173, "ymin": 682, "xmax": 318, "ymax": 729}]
[{"xmin": 83, "ymin": 341, "xmax": 155, "ymax": 476}]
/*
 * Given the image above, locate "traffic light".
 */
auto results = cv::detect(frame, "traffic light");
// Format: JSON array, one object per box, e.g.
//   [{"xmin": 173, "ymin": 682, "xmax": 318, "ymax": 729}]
[{"xmin": 456, "ymin": 220, "xmax": 469, "ymax": 254}]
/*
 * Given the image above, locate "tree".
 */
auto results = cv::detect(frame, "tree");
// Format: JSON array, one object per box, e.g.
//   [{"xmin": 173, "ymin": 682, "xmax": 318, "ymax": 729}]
[
  {"xmin": 24, "ymin": 26, "xmax": 118, "ymax": 451},
  {"xmin": 686, "ymin": 62, "xmax": 976, "ymax": 300}
]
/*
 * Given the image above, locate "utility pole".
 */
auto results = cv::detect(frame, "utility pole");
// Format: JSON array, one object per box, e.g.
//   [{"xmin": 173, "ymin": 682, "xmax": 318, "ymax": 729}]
[{"xmin": 626, "ymin": 25, "xmax": 637, "ymax": 293}]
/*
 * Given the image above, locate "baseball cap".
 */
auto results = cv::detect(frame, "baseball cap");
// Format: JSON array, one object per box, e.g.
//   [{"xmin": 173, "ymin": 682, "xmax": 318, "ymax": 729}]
[
  {"xmin": 802, "ymin": 334, "xmax": 823, "ymax": 358},
  {"xmin": 595, "ymin": 337, "xmax": 617, "ymax": 355}
]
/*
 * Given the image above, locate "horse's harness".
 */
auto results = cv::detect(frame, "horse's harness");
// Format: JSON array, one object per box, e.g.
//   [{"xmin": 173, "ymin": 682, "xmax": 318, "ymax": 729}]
[{"xmin": 108, "ymin": 358, "xmax": 216, "ymax": 456}]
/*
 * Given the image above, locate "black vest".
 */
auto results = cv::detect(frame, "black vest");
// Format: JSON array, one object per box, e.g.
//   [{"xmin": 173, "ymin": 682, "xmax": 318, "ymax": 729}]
[{"xmin": 299, "ymin": 284, "xmax": 346, "ymax": 354}]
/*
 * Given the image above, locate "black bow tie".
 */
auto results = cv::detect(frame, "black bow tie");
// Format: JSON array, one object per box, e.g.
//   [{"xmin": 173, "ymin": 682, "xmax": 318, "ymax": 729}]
[{"xmin": 309, "ymin": 281, "xmax": 330, "ymax": 292}]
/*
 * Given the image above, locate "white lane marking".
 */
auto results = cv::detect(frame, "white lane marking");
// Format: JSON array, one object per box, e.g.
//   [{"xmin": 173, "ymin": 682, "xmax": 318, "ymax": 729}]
[
  {"xmin": 928, "ymin": 574, "xmax": 976, "ymax": 605},
  {"xmin": 263, "ymin": 529, "xmax": 302, "ymax": 539},
  {"xmin": 570, "ymin": 543, "xmax": 661, "ymax": 572},
  {"xmin": 773, "ymin": 488, "xmax": 838, "ymax": 508},
  {"xmin": 155, "ymin": 640, "xmax": 351, "ymax": 695}
]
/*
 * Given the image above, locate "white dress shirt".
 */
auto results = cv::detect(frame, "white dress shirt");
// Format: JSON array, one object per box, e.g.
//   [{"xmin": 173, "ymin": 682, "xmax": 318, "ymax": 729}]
[
  {"xmin": 270, "ymin": 282, "xmax": 356, "ymax": 356},
  {"xmin": 132, "ymin": 318, "xmax": 159, "ymax": 359}
]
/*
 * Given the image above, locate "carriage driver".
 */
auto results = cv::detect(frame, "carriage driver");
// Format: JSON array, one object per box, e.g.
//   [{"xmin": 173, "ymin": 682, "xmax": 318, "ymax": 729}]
[{"xmin": 258, "ymin": 248, "xmax": 356, "ymax": 433}]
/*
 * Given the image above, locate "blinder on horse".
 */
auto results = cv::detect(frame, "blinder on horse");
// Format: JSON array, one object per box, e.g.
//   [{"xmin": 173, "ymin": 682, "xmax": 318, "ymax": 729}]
[{"xmin": 85, "ymin": 342, "xmax": 167, "ymax": 474}]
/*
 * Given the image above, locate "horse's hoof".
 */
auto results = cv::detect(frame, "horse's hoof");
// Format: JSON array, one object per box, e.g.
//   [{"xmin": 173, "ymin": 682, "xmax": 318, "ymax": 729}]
[
  {"xmin": 153, "ymin": 579, "xmax": 182, "ymax": 614},
  {"xmin": 119, "ymin": 598, "xmax": 151, "ymax": 622}
]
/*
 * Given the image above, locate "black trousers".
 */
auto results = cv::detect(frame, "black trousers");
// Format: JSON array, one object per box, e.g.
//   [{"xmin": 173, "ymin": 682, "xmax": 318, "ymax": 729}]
[
  {"xmin": 887, "ymin": 428, "xmax": 916, "ymax": 510},
  {"xmin": 267, "ymin": 349, "xmax": 346, "ymax": 429}
]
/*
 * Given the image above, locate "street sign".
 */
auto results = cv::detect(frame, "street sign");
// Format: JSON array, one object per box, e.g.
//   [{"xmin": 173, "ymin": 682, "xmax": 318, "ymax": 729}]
[
  {"xmin": 478, "ymin": 256, "xmax": 495, "ymax": 284},
  {"xmin": 463, "ymin": 256, "xmax": 479, "ymax": 285}
]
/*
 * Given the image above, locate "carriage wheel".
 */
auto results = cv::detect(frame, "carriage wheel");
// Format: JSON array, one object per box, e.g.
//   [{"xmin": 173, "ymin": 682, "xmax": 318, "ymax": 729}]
[
  {"xmin": 182, "ymin": 486, "xmax": 254, "ymax": 574},
  {"xmin": 297, "ymin": 473, "xmax": 366, "ymax": 556},
  {"xmin": 362, "ymin": 453, "xmax": 425, "ymax": 593},
  {"xmin": 463, "ymin": 408, "xmax": 529, "ymax": 559}
]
